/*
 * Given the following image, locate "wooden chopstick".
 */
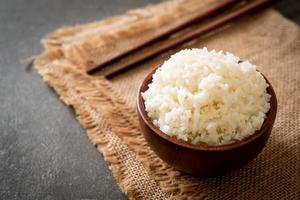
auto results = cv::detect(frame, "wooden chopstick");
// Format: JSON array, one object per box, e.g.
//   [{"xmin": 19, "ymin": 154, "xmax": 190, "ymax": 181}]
[
  {"xmin": 87, "ymin": 0, "xmax": 242, "ymax": 74},
  {"xmin": 91, "ymin": 0, "xmax": 276, "ymax": 78}
]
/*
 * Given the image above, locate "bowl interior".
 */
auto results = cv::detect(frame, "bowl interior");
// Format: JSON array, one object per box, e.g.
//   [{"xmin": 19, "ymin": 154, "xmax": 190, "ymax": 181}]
[{"xmin": 137, "ymin": 65, "xmax": 277, "ymax": 151}]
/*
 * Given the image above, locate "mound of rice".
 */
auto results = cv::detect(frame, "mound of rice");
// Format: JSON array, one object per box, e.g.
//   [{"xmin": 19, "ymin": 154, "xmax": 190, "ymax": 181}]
[{"xmin": 142, "ymin": 48, "xmax": 271, "ymax": 146}]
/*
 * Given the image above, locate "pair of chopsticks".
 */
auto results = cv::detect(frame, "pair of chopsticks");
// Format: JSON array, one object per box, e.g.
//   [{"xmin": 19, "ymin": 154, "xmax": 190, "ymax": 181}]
[{"xmin": 88, "ymin": 0, "xmax": 276, "ymax": 78}]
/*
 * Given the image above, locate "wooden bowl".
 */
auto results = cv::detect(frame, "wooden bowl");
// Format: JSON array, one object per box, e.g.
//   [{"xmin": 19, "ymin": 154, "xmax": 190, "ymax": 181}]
[{"xmin": 136, "ymin": 65, "xmax": 277, "ymax": 177}]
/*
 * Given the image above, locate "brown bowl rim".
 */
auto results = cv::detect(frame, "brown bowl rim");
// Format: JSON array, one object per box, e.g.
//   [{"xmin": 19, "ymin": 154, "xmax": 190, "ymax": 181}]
[{"xmin": 137, "ymin": 64, "xmax": 277, "ymax": 151}]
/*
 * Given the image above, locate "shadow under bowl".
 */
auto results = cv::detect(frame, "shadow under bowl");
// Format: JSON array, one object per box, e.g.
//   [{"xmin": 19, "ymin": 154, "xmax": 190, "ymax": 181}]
[{"xmin": 136, "ymin": 65, "xmax": 277, "ymax": 177}]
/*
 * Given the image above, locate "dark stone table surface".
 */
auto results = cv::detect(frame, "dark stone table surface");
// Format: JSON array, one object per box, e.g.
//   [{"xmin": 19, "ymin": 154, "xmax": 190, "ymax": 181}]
[{"xmin": 0, "ymin": 0, "xmax": 299, "ymax": 199}]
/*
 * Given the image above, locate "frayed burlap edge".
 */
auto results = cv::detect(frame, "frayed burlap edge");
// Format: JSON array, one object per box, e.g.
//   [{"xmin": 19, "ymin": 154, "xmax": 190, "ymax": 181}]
[{"xmin": 34, "ymin": 51, "xmax": 170, "ymax": 199}]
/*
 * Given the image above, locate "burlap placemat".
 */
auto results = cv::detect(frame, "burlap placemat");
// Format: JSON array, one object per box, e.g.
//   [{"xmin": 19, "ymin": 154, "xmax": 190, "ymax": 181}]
[{"xmin": 33, "ymin": 0, "xmax": 300, "ymax": 199}]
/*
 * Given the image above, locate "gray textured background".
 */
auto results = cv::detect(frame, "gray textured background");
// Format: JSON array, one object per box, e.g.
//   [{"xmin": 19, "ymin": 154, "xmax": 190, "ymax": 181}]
[{"xmin": 0, "ymin": 0, "xmax": 299, "ymax": 199}]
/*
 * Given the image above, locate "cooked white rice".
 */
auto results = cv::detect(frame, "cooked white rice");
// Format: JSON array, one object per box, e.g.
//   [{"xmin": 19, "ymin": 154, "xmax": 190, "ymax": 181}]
[{"xmin": 142, "ymin": 48, "xmax": 271, "ymax": 146}]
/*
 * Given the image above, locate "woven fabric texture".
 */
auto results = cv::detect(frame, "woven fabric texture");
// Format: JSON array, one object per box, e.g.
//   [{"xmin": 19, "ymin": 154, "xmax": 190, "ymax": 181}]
[{"xmin": 34, "ymin": 0, "xmax": 300, "ymax": 199}]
